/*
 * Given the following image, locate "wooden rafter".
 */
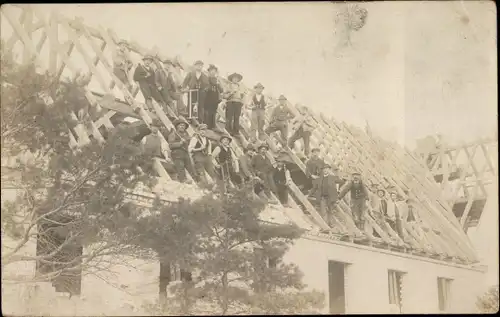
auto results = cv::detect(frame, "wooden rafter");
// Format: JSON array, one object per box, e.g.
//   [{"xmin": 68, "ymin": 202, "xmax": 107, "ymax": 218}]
[{"xmin": 2, "ymin": 4, "xmax": 482, "ymax": 263}]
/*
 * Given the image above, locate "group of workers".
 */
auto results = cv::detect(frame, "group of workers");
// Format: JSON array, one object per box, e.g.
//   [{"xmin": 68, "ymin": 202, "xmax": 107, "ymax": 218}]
[{"xmin": 113, "ymin": 41, "xmax": 422, "ymax": 239}]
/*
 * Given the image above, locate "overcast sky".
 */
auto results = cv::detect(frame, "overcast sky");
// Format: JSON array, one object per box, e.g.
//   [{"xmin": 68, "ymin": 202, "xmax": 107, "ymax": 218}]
[{"xmin": 2, "ymin": 1, "xmax": 496, "ymax": 148}]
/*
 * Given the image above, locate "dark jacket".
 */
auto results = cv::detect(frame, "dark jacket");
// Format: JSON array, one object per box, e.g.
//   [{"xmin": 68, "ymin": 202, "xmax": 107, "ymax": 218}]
[
  {"xmin": 338, "ymin": 180, "xmax": 369, "ymax": 201},
  {"xmin": 313, "ymin": 174, "xmax": 343, "ymax": 202},
  {"xmin": 133, "ymin": 64, "xmax": 155, "ymax": 85},
  {"xmin": 182, "ymin": 71, "xmax": 209, "ymax": 91},
  {"xmin": 305, "ymin": 157, "xmax": 325, "ymax": 178},
  {"xmin": 251, "ymin": 154, "xmax": 274, "ymax": 176},
  {"xmin": 167, "ymin": 130, "xmax": 190, "ymax": 158}
]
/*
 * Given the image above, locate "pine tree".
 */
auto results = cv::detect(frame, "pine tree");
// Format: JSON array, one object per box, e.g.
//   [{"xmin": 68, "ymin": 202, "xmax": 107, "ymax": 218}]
[
  {"xmin": 1, "ymin": 46, "xmax": 153, "ymax": 294},
  {"xmin": 139, "ymin": 187, "xmax": 325, "ymax": 315}
]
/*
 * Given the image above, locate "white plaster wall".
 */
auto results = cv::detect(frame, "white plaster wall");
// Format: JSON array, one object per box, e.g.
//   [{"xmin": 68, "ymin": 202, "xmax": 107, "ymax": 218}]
[{"xmin": 285, "ymin": 236, "xmax": 486, "ymax": 314}]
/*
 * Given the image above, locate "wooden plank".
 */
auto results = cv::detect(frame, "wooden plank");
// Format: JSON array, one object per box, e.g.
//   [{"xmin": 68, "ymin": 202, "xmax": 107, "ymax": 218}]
[
  {"xmin": 481, "ymin": 143, "xmax": 497, "ymax": 176},
  {"xmin": 0, "ymin": 6, "xmax": 41, "ymax": 68},
  {"xmin": 460, "ymin": 185, "xmax": 478, "ymax": 227},
  {"xmin": 4, "ymin": 8, "xmax": 27, "ymax": 51}
]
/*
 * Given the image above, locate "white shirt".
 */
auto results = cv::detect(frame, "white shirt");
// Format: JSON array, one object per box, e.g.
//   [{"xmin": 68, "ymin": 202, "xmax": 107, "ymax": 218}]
[
  {"xmin": 188, "ymin": 134, "xmax": 211, "ymax": 153},
  {"xmin": 255, "ymin": 94, "xmax": 263, "ymax": 102}
]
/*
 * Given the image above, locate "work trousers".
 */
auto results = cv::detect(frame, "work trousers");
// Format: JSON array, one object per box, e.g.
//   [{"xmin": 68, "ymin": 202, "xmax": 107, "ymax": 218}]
[
  {"xmin": 275, "ymin": 184, "xmax": 289, "ymax": 205},
  {"xmin": 351, "ymin": 198, "xmax": 367, "ymax": 231},
  {"xmin": 137, "ymin": 80, "xmax": 164, "ymax": 106},
  {"xmin": 257, "ymin": 172, "xmax": 278, "ymax": 198},
  {"xmin": 288, "ymin": 129, "xmax": 312, "ymax": 156},
  {"xmin": 225, "ymin": 101, "xmax": 243, "ymax": 136},
  {"xmin": 387, "ymin": 217, "xmax": 405, "ymax": 239},
  {"xmin": 265, "ymin": 121, "xmax": 288, "ymax": 145},
  {"xmin": 192, "ymin": 152, "xmax": 216, "ymax": 186},
  {"xmin": 216, "ymin": 162, "xmax": 241, "ymax": 193},
  {"xmin": 204, "ymin": 106, "xmax": 218, "ymax": 130},
  {"xmin": 250, "ymin": 109, "xmax": 266, "ymax": 141},
  {"xmin": 318, "ymin": 196, "xmax": 337, "ymax": 227},
  {"xmin": 171, "ymin": 150, "xmax": 196, "ymax": 183}
]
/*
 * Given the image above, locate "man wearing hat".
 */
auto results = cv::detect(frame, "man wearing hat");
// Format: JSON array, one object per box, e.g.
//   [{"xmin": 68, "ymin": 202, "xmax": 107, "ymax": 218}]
[
  {"xmin": 265, "ymin": 95, "xmax": 295, "ymax": 146},
  {"xmin": 113, "ymin": 39, "xmax": 135, "ymax": 92},
  {"xmin": 272, "ymin": 155, "xmax": 293, "ymax": 206},
  {"xmin": 247, "ymin": 83, "xmax": 267, "ymax": 141},
  {"xmin": 211, "ymin": 134, "xmax": 240, "ymax": 192},
  {"xmin": 167, "ymin": 118, "xmax": 195, "ymax": 184},
  {"xmin": 239, "ymin": 144, "xmax": 266, "ymax": 197},
  {"xmin": 133, "ymin": 54, "xmax": 165, "ymax": 112},
  {"xmin": 204, "ymin": 64, "xmax": 224, "ymax": 129},
  {"xmin": 305, "ymin": 148, "xmax": 325, "ymax": 195},
  {"xmin": 222, "ymin": 72, "xmax": 245, "ymax": 136},
  {"xmin": 251, "ymin": 143, "xmax": 278, "ymax": 203},
  {"xmin": 160, "ymin": 59, "xmax": 188, "ymax": 117},
  {"xmin": 153, "ymin": 58, "xmax": 178, "ymax": 116},
  {"xmin": 310, "ymin": 163, "xmax": 345, "ymax": 226},
  {"xmin": 288, "ymin": 115, "xmax": 316, "ymax": 157},
  {"xmin": 188, "ymin": 123, "xmax": 216, "ymax": 187},
  {"xmin": 386, "ymin": 188, "xmax": 407, "ymax": 239},
  {"xmin": 181, "ymin": 60, "xmax": 209, "ymax": 124},
  {"xmin": 338, "ymin": 171, "xmax": 370, "ymax": 231}
]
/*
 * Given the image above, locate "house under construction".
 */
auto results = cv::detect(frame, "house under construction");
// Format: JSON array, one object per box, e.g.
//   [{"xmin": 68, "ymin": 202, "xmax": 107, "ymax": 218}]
[{"xmin": 1, "ymin": 4, "xmax": 495, "ymax": 314}]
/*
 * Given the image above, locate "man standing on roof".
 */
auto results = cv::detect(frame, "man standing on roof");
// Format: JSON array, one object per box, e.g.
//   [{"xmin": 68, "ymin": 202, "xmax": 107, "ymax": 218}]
[
  {"xmin": 265, "ymin": 95, "xmax": 295, "ymax": 146},
  {"xmin": 312, "ymin": 164, "xmax": 344, "ymax": 227},
  {"xmin": 288, "ymin": 115, "xmax": 316, "ymax": 157},
  {"xmin": 247, "ymin": 83, "xmax": 267, "ymax": 142},
  {"xmin": 188, "ymin": 123, "xmax": 216, "ymax": 188},
  {"xmin": 251, "ymin": 143, "xmax": 279, "ymax": 204},
  {"xmin": 153, "ymin": 58, "xmax": 178, "ymax": 117},
  {"xmin": 140, "ymin": 120, "xmax": 170, "ymax": 175},
  {"xmin": 338, "ymin": 172, "xmax": 370, "ymax": 231},
  {"xmin": 386, "ymin": 189, "xmax": 407, "ymax": 240},
  {"xmin": 273, "ymin": 155, "xmax": 293, "ymax": 207},
  {"xmin": 133, "ymin": 54, "xmax": 165, "ymax": 112},
  {"xmin": 112, "ymin": 40, "xmax": 135, "ymax": 92},
  {"xmin": 167, "ymin": 118, "xmax": 195, "ymax": 184},
  {"xmin": 181, "ymin": 60, "xmax": 209, "ymax": 124},
  {"xmin": 161, "ymin": 59, "xmax": 188, "ymax": 117},
  {"xmin": 239, "ymin": 144, "xmax": 266, "ymax": 198},
  {"xmin": 305, "ymin": 148, "xmax": 325, "ymax": 196},
  {"xmin": 204, "ymin": 65, "xmax": 224, "ymax": 130},
  {"xmin": 211, "ymin": 134, "xmax": 240, "ymax": 193},
  {"xmin": 222, "ymin": 72, "xmax": 245, "ymax": 137}
]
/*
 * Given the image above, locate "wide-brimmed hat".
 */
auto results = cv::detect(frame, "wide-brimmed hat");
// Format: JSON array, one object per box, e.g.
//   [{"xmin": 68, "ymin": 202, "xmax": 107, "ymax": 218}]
[
  {"xmin": 377, "ymin": 188, "xmax": 386, "ymax": 195},
  {"xmin": 207, "ymin": 64, "xmax": 218, "ymax": 72},
  {"xmin": 143, "ymin": 54, "xmax": 154, "ymax": 61},
  {"xmin": 278, "ymin": 95, "xmax": 287, "ymax": 101},
  {"xmin": 311, "ymin": 147, "xmax": 320, "ymax": 153},
  {"xmin": 228, "ymin": 72, "xmax": 243, "ymax": 82},
  {"xmin": 173, "ymin": 118, "xmax": 188, "ymax": 128},
  {"xmin": 219, "ymin": 134, "xmax": 232, "ymax": 142},
  {"xmin": 322, "ymin": 163, "xmax": 331, "ymax": 170},
  {"xmin": 352, "ymin": 171, "xmax": 361, "ymax": 176},
  {"xmin": 254, "ymin": 83, "xmax": 265, "ymax": 89},
  {"xmin": 197, "ymin": 123, "xmax": 208, "ymax": 130},
  {"xmin": 194, "ymin": 60, "xmax": 204, "ymax": 66},
  {"xmin": 257, "ymin": 143, "xmax": 269, "ymax": 150}
]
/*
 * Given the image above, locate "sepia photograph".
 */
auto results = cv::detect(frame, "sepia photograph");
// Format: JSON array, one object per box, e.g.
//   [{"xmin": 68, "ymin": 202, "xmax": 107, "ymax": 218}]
[{"xmin": 0, "ymin": 1, "xmax": 498, "ymax": 315}]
